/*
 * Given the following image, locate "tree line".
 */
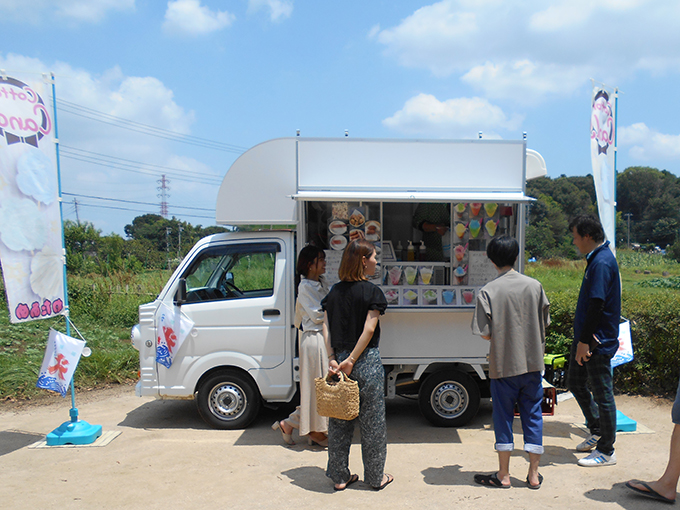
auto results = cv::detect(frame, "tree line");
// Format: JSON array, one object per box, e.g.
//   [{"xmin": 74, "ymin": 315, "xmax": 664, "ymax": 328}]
[{"xmin": 62, "ymin": 165, "xmax": 680, "ymax": 274}]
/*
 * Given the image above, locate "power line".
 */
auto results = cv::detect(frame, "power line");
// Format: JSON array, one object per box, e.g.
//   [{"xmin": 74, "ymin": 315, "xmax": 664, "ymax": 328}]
[
  {"xmin": 61, "ymin": 192, "xmax": 215, "ymax": 212},
  {"xmin": 64, "ymin": 200, "xmax": 215, "ymax": 220},
  {"xmin": 53, "ymin": 98, "xmax": 248, "ymax": 154}
]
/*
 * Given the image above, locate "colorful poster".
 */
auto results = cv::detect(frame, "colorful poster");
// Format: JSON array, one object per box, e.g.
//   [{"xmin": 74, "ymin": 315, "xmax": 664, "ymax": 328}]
[
  {"xmin": 0, "ymin": 73, "xmax": 65, "ymax": 323},
  {"xmin": 36, "ymin": 328, "xmax": 86, "ymax": 397},
  {"xmin": 156, "ymin": 303, "xmax": 195, "ymax": 368},
  {"xmin": 590, "ymin": 85, "xmax": 617, "ymax": 251}
]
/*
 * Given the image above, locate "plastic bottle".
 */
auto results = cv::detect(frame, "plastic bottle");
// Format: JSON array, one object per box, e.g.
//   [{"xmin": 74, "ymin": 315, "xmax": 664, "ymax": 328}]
[
  {"xmin": 407, "ymin": 241, "xmax": 415, "ymax": 261},
  {"xmin": 396, "ymin": 241, "xmax": 403, "ymax": 261},
  {"xmin": 419, "ymin": 241, "xmax": 427, "ymax": 261}
]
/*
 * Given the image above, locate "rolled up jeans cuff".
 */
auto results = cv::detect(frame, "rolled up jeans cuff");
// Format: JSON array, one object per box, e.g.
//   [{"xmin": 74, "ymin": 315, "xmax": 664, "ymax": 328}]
[
  {"xmin": 524, "ymin": 443, "xmax": 544, "ymax": 454},
  {"xmin": 494, "ymin": 442, "xmax": 514, "ymax": 452}
]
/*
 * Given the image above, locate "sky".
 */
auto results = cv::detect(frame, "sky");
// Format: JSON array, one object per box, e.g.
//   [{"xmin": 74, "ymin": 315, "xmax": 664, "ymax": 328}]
[{"xmin": 1, "ymin": 0, "xmax": 679, "ymax": 236}]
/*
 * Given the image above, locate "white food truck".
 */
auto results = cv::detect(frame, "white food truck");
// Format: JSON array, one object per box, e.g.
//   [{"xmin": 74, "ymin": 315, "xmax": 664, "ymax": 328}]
[{"xmin": 131, "ymin": 137, "xmax": 547, "ymax": 429}]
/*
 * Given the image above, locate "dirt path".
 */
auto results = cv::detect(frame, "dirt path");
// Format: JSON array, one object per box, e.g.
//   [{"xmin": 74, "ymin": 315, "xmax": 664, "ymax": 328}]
[{"xmin": 0, "ymin": 384, "xmax": 675, "ymax": 509}]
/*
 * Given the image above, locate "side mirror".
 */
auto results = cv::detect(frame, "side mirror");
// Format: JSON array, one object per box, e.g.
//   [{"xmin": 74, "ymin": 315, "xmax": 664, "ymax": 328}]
[
  {"xmin": 226, "ymin": 272, "xmax": 235, "ymax": 285},
  {"xmin": 174, "ymin": 278, "xmax": 187, "ymax": 306}
]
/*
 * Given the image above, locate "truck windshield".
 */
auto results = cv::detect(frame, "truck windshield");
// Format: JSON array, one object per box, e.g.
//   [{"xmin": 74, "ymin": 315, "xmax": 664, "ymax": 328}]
[{"xmin": 182, "ymin": 243, "xmax": 278, "ymax": 303}]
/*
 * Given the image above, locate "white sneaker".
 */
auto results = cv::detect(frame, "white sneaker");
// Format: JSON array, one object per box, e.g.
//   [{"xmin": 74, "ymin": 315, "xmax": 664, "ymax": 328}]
[
  {"xmin": 576, "ymin": 434, "xmax": 601, "ymax": 452},
  {"xmin": 578, "ymin": 450, "xmax": 617, "ymax": 467}
]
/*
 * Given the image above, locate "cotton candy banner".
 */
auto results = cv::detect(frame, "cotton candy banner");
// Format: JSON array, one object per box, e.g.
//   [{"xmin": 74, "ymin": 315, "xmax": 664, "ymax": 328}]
[
  {"xmin": 156, "ymin": 303, "xmax": 195, "ymax": 368},
  {"xmin": 590, "ymin": 85, "xmax": 617, "ymax": 251},
  {"xmin": 0, "ymin": 73, "xmax": 65, "ymax": 323},
  {"xmin": 36, "ymin": 328, "xmax": 86, "ymax": 397}
]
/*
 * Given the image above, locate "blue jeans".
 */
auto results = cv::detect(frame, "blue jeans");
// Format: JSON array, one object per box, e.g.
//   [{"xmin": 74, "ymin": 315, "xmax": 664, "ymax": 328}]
[
  {"xmin": 490, "ymin": 372, "xmax": 544, "ymax": 454},
  {"xmin": 568, "ymin": 342, "xmax": 616, "ymax": 455}
]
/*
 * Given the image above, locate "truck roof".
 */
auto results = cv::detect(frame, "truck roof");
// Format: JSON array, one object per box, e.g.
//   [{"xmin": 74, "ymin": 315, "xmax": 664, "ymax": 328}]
[{"xmin": 216, "ymin": 137, "xmax": 546, "ymax": 226}]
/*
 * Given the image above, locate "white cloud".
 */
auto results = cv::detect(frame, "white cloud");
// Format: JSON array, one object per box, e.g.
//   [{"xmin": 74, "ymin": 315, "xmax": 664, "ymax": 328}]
[
  {"xmin": 163, "ymin": 0, "xmax": 235, "ymax": 36},
  {"xmin": 619, "ymin": 123, "xmax": 680, "ymax": 161},
  {"xmin": 462, "ymin": 60, "xmax": 592, "ymax": 102},
  {"xmin": 0, "ymin": 0, "xmax": 135, "ymax": 23},
  {"xmin": 248, "ymin": 0, "xmax": 293, "ymax": 22},
  {"xmin": 382, "ymin": 93, "xmax": 522, "ymax": 138},
  {"xmin": 375, "ymin": 0, "xmax": 680, "ymax": 101}
]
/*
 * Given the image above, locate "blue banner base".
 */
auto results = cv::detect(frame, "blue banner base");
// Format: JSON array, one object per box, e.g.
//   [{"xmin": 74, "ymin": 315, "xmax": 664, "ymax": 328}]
[{"xmin": 46, "ymin": 419, "xmax": 103, "ymax": 446}]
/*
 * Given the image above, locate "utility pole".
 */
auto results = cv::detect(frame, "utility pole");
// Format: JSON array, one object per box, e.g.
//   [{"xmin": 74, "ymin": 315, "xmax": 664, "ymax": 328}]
[
  {"xmin": 157, "ymin": 175, "xmax": 171, "ymax": 218},
  {"xmin": 177, "ymin": 226, "xmax": 183, "ymax": 259},
  {"xmin": 165, "ymin": 227, "xmax": 171, "ymax": 269},
  {"xmin": 73, "ymin": 198, "xmax": 80, "ymax": 225},
  {"xmin": 624, "ymin": 213, "xmax": 633, "ymax": 249}
]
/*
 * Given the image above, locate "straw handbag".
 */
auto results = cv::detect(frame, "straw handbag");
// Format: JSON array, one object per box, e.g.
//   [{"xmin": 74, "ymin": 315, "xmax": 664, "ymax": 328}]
[{"xmin": 315, "ymin": 372, "xmax": 360, "ymax": 420}]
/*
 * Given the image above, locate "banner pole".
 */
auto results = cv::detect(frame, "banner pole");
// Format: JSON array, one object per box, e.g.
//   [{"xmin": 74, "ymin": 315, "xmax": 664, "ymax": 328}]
[{"xmin": 45, "ymin": 73, "xmax": 102, "ymax": 445}]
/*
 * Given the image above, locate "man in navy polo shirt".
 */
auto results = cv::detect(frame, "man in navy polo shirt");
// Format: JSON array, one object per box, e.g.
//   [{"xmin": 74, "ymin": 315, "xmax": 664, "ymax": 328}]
[{"xmin": 568, "ymin": 215, "xmax": 621, "ymax": 467}]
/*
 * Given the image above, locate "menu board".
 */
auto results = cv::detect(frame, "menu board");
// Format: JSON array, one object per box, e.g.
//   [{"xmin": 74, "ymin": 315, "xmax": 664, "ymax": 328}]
[
  {"xmin": 467, "ymin": 251, "xmax": 497, "ymax": 286},
  {"xmin": 324, "ymin": 249, "xmax": 343, "ymax": 286}
]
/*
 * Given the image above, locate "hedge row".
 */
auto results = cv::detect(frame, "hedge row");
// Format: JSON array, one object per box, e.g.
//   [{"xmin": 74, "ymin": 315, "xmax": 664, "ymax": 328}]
[{"xmin": 546, "ymin": 290, "xmax": 680, "ymax": 396}]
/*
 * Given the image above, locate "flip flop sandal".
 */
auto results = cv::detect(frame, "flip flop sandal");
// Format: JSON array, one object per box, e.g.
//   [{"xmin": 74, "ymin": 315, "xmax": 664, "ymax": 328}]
[
  {"xmin": 373, "ymin": 473, "xmax": 394, "ymax": 491},
  {"xmin": 334, "ymin": 474, "xmax": 359, "ymax": 491},
  {"xmin": 474, "ymin": 472, "xmax": 511, "ymax": 489},
  {"xmin": 626, "ymin": 481, "xmax": 675, "ymax": 504},
  {"xmin": 527, "ymin": 473, "xmax": 544, "ymax": 490}
]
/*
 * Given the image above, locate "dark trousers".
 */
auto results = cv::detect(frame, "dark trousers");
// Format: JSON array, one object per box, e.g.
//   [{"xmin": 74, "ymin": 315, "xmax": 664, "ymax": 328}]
[
  {"xmin": 568, "ymin": 342, "xmax": 616, "ymax": 455},
  {"xmin": 326, "ymin": 348, "xmax": 387, "ymax": 488}
]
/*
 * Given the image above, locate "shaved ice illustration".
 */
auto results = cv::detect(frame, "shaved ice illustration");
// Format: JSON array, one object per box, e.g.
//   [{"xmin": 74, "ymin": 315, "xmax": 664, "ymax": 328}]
[
  {"xmin": 484, "ymin": 203, "xmax": 498, "ymax": 217},
  {"xmin": 469, "ymin": 219, "xmax": 482, "ymax": 238},
  {"xmin": 423, "ymin": 289, "xmax": 438, "ymax": 305},
  {"xmin": 454, "ymin": 265, "xmax": 468, "ymax": 284},
  {"xmin": 454, "ymin": 243, "xmax": 468, "ymax": 262},
  {"xmin": 384, "ymin": 289, "xmax": 399, "ymax": 305},
  {"xmin": 16, "ymin": 149, "xmax": 57, "ymax": 205},
  {"xmin": 419, "ymin": 266, "xmax": 433, "ymax": 285},
  {"xmin": 403, "ymin": 289, "xmax": 418, "ymax": 305},
  {"xmin": 0, "ymin": 196, "xmax": 48, "ymax": 251},
  {"xmin": 470, "ymin": 203, "xmax": 482, "ymax": 216},
  {"xmin": 442, "ymin": 289, "xmax": 456, "ymax": 305},
  {"xmin": 462, "ymin": 289, "xmax": 475, "ymax": 304},
  {"xmin": 404, "ymin": 266, "xmax": 418, "ymax": 285},
  {"xmin": 30, "ymin": 245, "xmax": 63, "ymax": 298},
  {"xmin": 454, "ymin": 222, "xmax": 467, "ymax": 239},
  {"xmin": 388, "ymin": 266, "xmax": 402, "ymax": 285},
  {"xmin": 485, "ymin": 219, "xmax": 499, "ymax": 237},
  {"xmin": 454, "ymin": 203, "xmax": 466, "ymax": 214}
]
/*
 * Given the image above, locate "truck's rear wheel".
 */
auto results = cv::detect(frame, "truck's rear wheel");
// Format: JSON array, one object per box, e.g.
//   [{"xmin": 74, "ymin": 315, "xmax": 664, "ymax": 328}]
[
  {"xmin": 418, "ymin": 370, "xmax": 480, "ymax": 427},
  {"xmin": 197, "ymin": 371, "xmax": 261, "ymax": 429}
]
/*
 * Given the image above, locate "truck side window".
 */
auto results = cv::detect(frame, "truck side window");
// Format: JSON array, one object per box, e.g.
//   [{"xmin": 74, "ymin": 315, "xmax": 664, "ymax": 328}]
[{"xmin": 182, "ymin": 243, "xmax": 278, "ymax": 303}]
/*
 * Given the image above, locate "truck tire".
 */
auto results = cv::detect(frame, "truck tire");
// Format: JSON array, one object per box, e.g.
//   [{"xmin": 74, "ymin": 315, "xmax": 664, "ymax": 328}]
[
  {"xmin": 196, "ymin": 371, "xmax": 261, "ymax": 430},
  {"xmin": 418, "ymin": 370, "xmax": 480, "ymax": 427}
]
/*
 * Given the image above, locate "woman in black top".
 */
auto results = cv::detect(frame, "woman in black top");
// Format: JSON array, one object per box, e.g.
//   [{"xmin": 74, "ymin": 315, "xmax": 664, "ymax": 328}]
[{"xmin": 321, "ymin": 239, "xmax": 393, "ymax": 491}]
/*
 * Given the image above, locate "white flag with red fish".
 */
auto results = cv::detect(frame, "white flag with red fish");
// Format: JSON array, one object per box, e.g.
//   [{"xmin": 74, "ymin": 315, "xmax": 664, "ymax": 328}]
[
  {"xmin": 36, "ymin": 328, "xmax": 86, "ymax": 397},
  {"xmin": 156, "ymin": 303, "xmax": 194, "ymax": 368}
]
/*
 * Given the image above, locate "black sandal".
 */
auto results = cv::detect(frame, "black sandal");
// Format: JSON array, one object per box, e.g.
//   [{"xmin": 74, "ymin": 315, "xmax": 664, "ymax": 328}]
[
  {"xmin": 474, "ymin": 472, "xmax": 510, "ymax": 489},
  {"xmin": 334, "ymin": 474, "xmax": 359, "ymax": 491},
  {"xmin": 373, "ymin": 473, "xmax": 394, "ymax": 491}
]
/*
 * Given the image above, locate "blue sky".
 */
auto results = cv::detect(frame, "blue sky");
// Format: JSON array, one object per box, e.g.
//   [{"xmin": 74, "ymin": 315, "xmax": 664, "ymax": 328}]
[{"xmin": 1, "ymin": 0, "xmax": 679, "ymax": 236}]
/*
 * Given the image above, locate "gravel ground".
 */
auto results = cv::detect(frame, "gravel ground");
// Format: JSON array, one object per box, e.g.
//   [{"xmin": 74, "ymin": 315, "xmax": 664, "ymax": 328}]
[{"xmin": 0, "ymin": 383, "xmax": 675, "ymax": 510}]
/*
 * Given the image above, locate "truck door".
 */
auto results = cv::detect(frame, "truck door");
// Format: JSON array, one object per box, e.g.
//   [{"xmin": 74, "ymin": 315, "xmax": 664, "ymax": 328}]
[{"xmin": 158, "ymin": 240, "xmax": 288, "ymax": 392}]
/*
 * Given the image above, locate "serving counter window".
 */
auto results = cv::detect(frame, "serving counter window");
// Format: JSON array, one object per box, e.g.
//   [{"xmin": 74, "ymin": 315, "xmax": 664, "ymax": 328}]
[{"xmin": 304, "ymin": 201, "xmax": 520, "ymax": 308}]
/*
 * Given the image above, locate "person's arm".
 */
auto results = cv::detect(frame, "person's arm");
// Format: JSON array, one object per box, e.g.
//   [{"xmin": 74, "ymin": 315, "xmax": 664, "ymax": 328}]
[
  {"xmin": 470, "ymin": 290, "xmax": 492, "ymax": 341},
  {"xmin": 575, "ymin": 298, "xmax": 604, "ymax": 365},
  {"xmin": 335, "ymin": 309, "xmax": 380, "ymax": 376},
  {"xmin": 297, "ymin": 282, "xmax": 325, "ymax": 325},
  {"xmin": 323, "ymin": 312, "xmax": 339, "ymax": 372}
]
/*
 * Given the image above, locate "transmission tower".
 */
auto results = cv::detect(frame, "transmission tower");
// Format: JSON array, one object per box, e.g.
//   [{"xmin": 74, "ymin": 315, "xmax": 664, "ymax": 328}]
[{"xmin": 157, "ymin": 175, "xmax": 171, "ymax": 218}]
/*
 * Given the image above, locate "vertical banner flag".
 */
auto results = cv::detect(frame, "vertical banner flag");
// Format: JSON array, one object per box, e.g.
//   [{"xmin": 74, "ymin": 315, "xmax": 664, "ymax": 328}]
[
  {"xmin": 37, "ymin": 328, "xmax": 86, "ymax": 397},
  {"xmin": 156, "ymin": 303, "xmax": 195, "ymax": 368},
  {"xmin": 611, "ymin": 320, "xmax": 634, "ymax": 368},
  {"xmin": 590, "ymin": 85, "xmax": 617, "ymax": 249},
  {"xmin": 0, "ymin": 73, "xmax": 66, "ymax": 323}
]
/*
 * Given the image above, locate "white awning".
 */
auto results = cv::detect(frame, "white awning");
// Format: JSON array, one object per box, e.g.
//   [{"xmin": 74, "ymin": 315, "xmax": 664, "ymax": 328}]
[{"xmin": 291, "ymin": 191, "xmax": 535, "ymax": 203}]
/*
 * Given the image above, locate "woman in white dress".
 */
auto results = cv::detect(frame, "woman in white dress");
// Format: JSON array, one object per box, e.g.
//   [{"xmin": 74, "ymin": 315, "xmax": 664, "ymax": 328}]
[{"xmin": 272, "ymin": 246, "xmax": 329, "ymax": 446}]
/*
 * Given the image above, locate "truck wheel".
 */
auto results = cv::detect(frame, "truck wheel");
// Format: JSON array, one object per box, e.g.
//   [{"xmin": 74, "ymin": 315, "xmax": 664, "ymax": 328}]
[
  {"xmin": 196, "ymin": 371, "xmax": 261, "ymax": 430},
  {"xmin": 418, "ymin": 370, "xmax": 480, "ymax": 427}
]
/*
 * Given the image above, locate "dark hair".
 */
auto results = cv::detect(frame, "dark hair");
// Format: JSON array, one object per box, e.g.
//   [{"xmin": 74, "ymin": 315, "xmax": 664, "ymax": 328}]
[
  {"xmin": 486, "ymin": 235, "xmax": 519, "ymax": 268},
  {"xmin": 297, "ymin": 245, "xmax": 325, "ymax": 279},
  {"xmin": 569, "ymin": 215, "xmax": 605, "ymax": 242},
  {"xmin": 338, "ymin": 239, "xmax": 375, "ymax": 282}
]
